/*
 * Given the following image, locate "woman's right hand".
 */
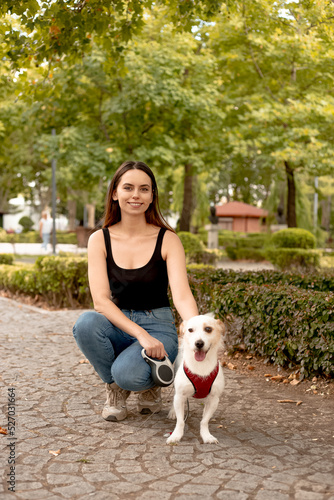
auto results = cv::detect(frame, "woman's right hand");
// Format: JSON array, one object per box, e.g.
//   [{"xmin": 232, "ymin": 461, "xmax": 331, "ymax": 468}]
[{"xmin": 137, "ymin": 332, "xmax": 167, "ymax": 360}]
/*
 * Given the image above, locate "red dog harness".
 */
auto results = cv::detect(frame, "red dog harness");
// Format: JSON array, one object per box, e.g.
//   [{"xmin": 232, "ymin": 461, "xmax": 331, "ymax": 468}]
[{"xmin": 183, "ymin": 362, "xmax": 220, "ymax": 399}]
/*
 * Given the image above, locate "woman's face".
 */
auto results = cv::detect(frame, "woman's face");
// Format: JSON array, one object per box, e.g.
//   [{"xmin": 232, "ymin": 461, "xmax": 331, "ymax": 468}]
[{"xmin": 112, "ymin": 169, "xmax": 154, "ymax": 215}]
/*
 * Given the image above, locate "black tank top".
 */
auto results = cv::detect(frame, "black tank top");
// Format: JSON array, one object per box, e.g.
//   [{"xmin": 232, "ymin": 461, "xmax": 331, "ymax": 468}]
[{"xmin": 102, "ymin": 227, "xmax": 170, "ymax": 310}]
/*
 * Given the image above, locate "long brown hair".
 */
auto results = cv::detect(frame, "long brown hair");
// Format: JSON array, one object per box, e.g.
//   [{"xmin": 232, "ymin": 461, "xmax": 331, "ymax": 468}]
[{"xmin": 102, "ymin": 160, "xmax": 175, "ymax": 232}]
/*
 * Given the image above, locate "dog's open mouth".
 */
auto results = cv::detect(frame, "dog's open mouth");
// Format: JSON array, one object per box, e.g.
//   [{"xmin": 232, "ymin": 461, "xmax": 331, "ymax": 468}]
[{"xmin": 195, "ymin": 350, "xmax": 207, "ymax": 362}]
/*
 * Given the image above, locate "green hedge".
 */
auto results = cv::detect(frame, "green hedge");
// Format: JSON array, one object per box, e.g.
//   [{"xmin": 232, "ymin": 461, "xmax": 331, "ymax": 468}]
[
  {"xmin": 213, "ymin": 283, "xmax": 334, "ymax": 378},
  {"xmin": 0, "ymin": 231, "xmax": 77, "ymax": 244},
  {"xmin": 0, "ymin": 254, "xmax": 14, "ymax": 265},
  {"xmin": 0, "ymin": 256, "xmax": 90, "ymax": 308},
  {"xmin": 265, "ymin": 248, "xmax": 320, "ymax": 270},
  {"xmin": 185, "ymin": 268, "xmax": 334, "ymax": 377},
  {"xmin": 190, "ymin": 268, "xmax": 334, "ymax": 292},
  {"xmin": 271, "ymin": 228, "xmax": 316, "ymax": 249},
  {"xmin": 226, "ymin": 246, "xmax": 267, "ymax": 262},
  {"xmin": 218, "ymin": 231, "xmax": 270, "ymax": 249},
  {"xmin": 177, "ymin": 231, "xmax": 221, "ymax": 265}
]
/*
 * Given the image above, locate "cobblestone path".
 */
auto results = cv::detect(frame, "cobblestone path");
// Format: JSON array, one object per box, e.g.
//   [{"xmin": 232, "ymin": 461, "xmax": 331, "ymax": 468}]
[{"xmin": 1, "ymin": 297, "xmax": 333, "ymax": 500}]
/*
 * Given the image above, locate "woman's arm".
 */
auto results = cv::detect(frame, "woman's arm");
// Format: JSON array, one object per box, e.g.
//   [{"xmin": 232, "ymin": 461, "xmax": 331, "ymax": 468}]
[
  {"xmin": 87, "ymin": 229, "xmax": 167, "ymax": 359},
  {"xmin": 164, "ymin": 231, "xmax": 199, "ymax": 320}
]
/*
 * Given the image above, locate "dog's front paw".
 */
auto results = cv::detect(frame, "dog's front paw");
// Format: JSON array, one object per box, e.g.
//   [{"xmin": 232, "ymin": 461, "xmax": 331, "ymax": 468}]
[
  {"xmin": 201, "ymin": 432, "xmax": 219, "ymax": 444},
  {"xmin": 166, "ymin": 431, "xmax": 183, "ymax": 444},
  {"xmin": 167, "ymin": 407, "xmax": 176, "ymax": 420}
]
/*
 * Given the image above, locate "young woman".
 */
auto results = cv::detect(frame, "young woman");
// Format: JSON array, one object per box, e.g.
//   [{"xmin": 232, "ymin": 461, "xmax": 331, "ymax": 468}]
[{"xmin": 73, "ymin": 160, "xmax": 198, "ymax": 422}]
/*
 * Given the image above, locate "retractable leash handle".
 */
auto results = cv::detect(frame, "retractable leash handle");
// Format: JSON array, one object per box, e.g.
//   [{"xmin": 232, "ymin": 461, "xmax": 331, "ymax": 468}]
[{"xmin": 141, "ymin": 349, "xmax": 174, "ymax": 387}]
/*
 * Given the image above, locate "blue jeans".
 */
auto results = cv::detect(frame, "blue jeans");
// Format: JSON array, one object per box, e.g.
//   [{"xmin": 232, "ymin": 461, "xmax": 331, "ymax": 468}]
[
  {"xmin": 72, "ymin": 307, "xmax": 178, "ymax": 391},
  {"xmin": 41, "ymin": 232, "xmax": 51, "ymax": 250}
]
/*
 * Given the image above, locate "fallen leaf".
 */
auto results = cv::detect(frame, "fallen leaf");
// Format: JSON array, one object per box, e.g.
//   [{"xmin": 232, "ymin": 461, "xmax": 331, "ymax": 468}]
[
  {"xmin": 49, "ymin": 450, "xmax": 61, "ymax": 456},
  {"xmin": 227, "ymin": 363, "xmax": 237, "ymax": 370},
  {"xmin": 245, "ymin": 355, "xmax": 253, "ymax": 360},
  {"xmin": 283, "ymin": 379, "xmax": 289, "ymax": 384},
  {"xmin": 290, "ymin": 379, "xmax": 300, "ymax": 386},
  {"xmin": 0, "ymin": 427, "xmax": 7, "ymax": 435},
  {"xmin": 271, "ymin": 375, "xmax": 284, "ymax": 382},
  {"xmin": 79, "ymin": 359, "xmax": 89, "ymax": 364},
  {"xmin": 217, "ymin": 425, "xmax": 223, "ymax": 428},
  {"xmin": 247, "ymin": 365, "xmax": 255, "ymax": 371},
  {"xmin": 278, "ymin": 400, "xmax": 297, "ymax": 404},
  {"xmin": 264, "ymin": 374, "xmax": 272, "ymax": 377}
]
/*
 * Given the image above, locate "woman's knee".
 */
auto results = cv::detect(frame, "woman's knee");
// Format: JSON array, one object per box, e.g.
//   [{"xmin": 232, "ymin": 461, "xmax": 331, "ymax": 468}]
[{"xmin": 73, "ymin": 310, "xmax": 108, "ymax": 341}]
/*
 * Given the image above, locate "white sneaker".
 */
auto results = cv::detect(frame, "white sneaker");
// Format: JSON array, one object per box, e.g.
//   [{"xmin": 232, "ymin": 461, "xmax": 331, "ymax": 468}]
[
  {"xmin": 137, "ymin": 386, "xmax": 162, "ymax": 414},
  {"xmin": 102, "ymin": 383, "xmax": 130, "ymax": 421}
]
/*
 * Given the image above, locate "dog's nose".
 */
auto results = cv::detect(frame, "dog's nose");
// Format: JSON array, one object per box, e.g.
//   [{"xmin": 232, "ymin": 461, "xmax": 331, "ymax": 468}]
[{"xmin": 195, "ymin": 340, "xmax": 205, "ymax": 350}]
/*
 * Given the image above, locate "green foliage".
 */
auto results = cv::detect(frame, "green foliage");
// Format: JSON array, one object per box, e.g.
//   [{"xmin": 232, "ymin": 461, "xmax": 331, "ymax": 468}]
[
  {"xmin": 183, "ymin": 267, "xmax": 334, "ymax": 377},
  {"xmin": 220, "ymin": 231, "xmax": 270, "ymax": 261},
  {"xmin": 265, "ymin": 248, "xmax": 320, "ymax": 271},
  {"xmin": 178, "ymin": 232, "xmax": 205, "ymax": 254},
  {"xmin": 0, "ymin": 231, "xmax": 77, "ymax": 244},
  {"xmin": 54, "ymin": 232, "xmax": 77, "ymax": 244},
  {"xmin": 226, "ymin": 247, "xmax": 266, "ymax": 262},
  {"xmin": 177, "ymin": 231, "xmax": 220, "ymax": 265},
  {"xmin": 18, "ymin": 216, "xmax": 34, "ymax": 233},
  {"xmin": 0, "ymin": 256, "xmax": 90, "ymax": 308},
  {"xmin": 0, "ymin": 254, "xmax": 14, "ymax": 265},
  {"xmin": 213, "ymin": 283, "xmax": 334, "ymax": 378},
  {"xmin": 271, "ymin": 228, "xmax": 316, "ymax": 250},
  {"xmin": 211, "ymin": 268, "xmax": 334, "ymax": 292}
]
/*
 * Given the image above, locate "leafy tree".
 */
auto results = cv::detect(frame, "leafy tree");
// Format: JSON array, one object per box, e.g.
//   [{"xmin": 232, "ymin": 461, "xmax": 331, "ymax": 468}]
[
  {"xmin": 208, "ymin": 0, "xmax": 334, "ymax": 227},
  {"xmin": 0, "ymin": 1, "xmax": 224, "ymax": 67}
]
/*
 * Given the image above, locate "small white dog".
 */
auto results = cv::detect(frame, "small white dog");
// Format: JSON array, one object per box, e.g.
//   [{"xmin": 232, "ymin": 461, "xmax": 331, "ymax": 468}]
[{"xmin": 166, "ymin": 315, "xmax": 225, "ymax": 445}]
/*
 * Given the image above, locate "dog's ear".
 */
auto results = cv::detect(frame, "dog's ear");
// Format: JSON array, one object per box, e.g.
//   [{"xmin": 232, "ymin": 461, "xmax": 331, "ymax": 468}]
[
  {"xmin": 216, "ymin": 319, "xmax": 225, "ymax": 335},
  {"xmin": 179, "ymin": 321, "xmax": 187, "ymax": 337}
]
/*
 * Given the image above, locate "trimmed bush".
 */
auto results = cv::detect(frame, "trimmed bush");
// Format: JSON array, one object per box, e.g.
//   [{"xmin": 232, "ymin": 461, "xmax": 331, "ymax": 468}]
[
  {"xmin": 213, "ymin": 283, "xmax": 334, "ymax": 378},
  {"xmin": 55, "ymin": 232, "xmax": 77, "ymax": 244},
  {"xmin": 226, "ymin": 246, "xmax": 266, "ymax": 262},
  {"xmin": 265, "ymin": 248, "xmax": 320, "ymax": 270},
  {"xmin": 271, "ymin": 228, "xmax": 316, "ymax": 249},
  {"xmin": 0, "ymin": 254, "xmax": 14, "ymax": 265},
  {"xmin": 0, "ymin": 256, "xmax": 90, "ymax": 308},
  {"xmin": 178, "ymin": 232, "xmax": 205, "ymax": 254},
  {"xmin": 18, "ymin": 216, "xmax": 34, "ymax": 233},
  {"xmin": 211, "ymin": 268, "xmax": 334, "ymax": 292},
  {"xmin": 178, "ymin": 231, "xmax": 219, "ymax": 264}
]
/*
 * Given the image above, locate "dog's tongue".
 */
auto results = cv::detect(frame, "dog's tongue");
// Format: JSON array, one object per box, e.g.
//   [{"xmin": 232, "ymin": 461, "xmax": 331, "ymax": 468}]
[{"xmin": 195, "ymin": 350, "xmax": 206, "ymax": 362}]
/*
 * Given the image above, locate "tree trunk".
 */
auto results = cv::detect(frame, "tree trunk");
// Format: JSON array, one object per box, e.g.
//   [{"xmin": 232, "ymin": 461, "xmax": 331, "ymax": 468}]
[
  {"xmin": 285, "ymin": 161, "xmax": 297, "ymax": 227},
  {"xmin": 179, "ymin": 164, "xmax": 193, "ymax": 232},
  {"xmin": 86, "ymin": 203, "xmax": 95, "ymax": 228},
  {"xmin": 321, "ymin": 196, "xmax": 331, "ymax": 231},
  {"xmin": 67, "ymin": 199, "xmax": 76, "ymax": 231}
]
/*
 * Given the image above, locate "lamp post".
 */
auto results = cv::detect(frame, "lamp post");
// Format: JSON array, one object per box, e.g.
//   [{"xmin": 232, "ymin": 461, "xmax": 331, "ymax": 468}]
[
  {"xmin": 51, "ymin": 128, "xmax": 57, "ymax": 255},
  {"xmin": 314, "ymin": 176, "xmax": 318, "ymax": 234}
]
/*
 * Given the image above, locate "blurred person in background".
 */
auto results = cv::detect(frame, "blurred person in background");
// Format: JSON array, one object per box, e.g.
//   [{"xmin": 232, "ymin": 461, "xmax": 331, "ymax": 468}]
[{"xmin": 39, "ymin": 210, "xmax": 53, "ymax": 252}]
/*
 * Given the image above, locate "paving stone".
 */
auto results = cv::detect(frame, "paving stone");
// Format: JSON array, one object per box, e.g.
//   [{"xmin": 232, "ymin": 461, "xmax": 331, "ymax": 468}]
[
  {"xmin": 178, "ymin": 483, "xmax": 220, "ymax": 495},
  {"xmin": 52, "ymin": 482, "xmax": 96, "ymax": 497},
  {"xmin": 294, "ymin": 492, "xmax": 326, "ymax": 500},
  {"xmin": 255, "ymin": 491, "xmax": 289, "ymax": 500},
  {"xmin": 216, "ymin": 492, "xmax": 249, "ymax": 500}
]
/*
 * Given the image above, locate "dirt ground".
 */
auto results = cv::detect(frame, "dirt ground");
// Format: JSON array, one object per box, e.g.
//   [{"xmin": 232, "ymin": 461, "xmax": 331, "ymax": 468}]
[{"xmin": 221, "ymin": 349, "xmax": 334, "ymax": 399}]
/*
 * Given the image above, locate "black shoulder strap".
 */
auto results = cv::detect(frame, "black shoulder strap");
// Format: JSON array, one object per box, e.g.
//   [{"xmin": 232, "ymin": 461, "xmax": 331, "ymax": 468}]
[
  {"xmin": 102, "ymin": 228, "xmax": 112, "ymax": 280},
  {"xmin": 153, "ymin": 227, "xmax": 167, "ymax": 260}
]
